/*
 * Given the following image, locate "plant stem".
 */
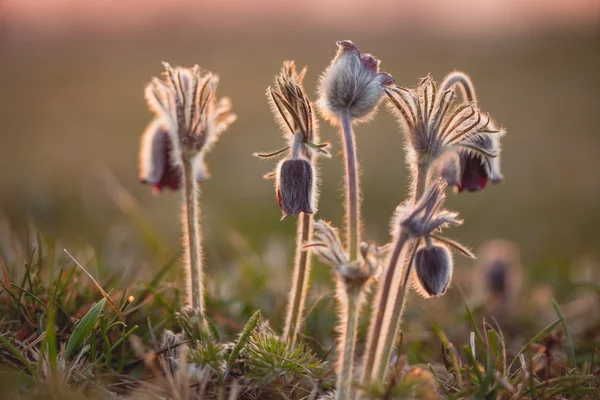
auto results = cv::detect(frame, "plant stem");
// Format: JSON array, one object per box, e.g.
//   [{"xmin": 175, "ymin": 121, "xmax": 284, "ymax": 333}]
[
  {"xmin": 182, "ymin": 157, "xmax": 204, "ymax": 312},
  {"xmin": 337, "ymin": 286, "xmax": 361, "ymax": 400},
  {"xmin": 340, "ymin": 109, "xmax": 360, "ymax": 262},
  {"xmin": 361, "ymin": 230, "xmax": 409, "ymax": 385},
  {"xmin": 283, "ymin": 211, "xmax": 314, "ymax": 345},
  {"xmin": 372, "ymin": 163, "xmax": 429, "ymax": 382}
]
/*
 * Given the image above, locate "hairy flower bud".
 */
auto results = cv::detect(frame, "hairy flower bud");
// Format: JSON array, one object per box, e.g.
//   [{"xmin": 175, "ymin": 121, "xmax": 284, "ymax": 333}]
[
  {"xmin": 276, "ymin": 158, "xmax": 315, "ymax": 218},
  {"xmin": 414, "ymin": 244, "xmax": 453, "ymax": 297},
  {"xmin": 318, "ymin": 40, "xmax": 394, "ymax": 123}
]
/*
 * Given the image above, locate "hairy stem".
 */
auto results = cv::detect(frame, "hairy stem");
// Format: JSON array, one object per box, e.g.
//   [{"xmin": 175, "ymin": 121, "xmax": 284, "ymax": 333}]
[
  {"xmin": 337, "ymin": 286, "xmax": 361, "ymax": 400},
  {"xmin": 372, "ymin": 164, "xmax": 429, "ymax": 382},
  {"xmin": 340, "ymin": 109, "xmax": 360, "ymax": 262},
  {"xmin": 182, "ymin": 157, "xmax": 204, "ymax": 312},
  {"xmin": 283, "ymin": 211, "xmax": 314, "ymax": 345},
  {"xmin": 361, "ymin": 230, "xmax": 409, "ymax": 385}
]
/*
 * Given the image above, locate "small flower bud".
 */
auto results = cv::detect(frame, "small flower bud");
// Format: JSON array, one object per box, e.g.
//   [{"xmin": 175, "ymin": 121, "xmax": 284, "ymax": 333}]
[
  {"xmin": 318, "ymin": 40, "xmax": 394, "ymax": 123},
  {"xmin": 414, "ymin": 244, "xmax": 453, "ymax": 297},
  {"xmin": 276, "ymin": 158, "xmax": 316, "ymax": 218}
]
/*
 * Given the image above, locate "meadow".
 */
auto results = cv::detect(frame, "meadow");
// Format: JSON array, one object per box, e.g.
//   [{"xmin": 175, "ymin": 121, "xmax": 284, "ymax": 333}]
[{"xmin": 0, "ymin": 26, "xmax": 599, "ymax": 399}]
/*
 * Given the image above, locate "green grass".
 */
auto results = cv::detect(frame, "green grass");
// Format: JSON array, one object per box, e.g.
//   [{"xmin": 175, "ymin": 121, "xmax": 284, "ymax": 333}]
[{"xmin": 0, "ymin": 221, "xmax": 599, "ymax": 398}]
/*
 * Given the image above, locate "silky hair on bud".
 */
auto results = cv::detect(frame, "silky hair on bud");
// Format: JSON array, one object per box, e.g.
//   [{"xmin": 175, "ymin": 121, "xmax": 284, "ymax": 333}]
[
  {"xmin": 276, "ymin": 158, "xmax": 316, "ymax": 218},
  {"xmin": 318, "ymin": 40, "xmax": 394, "ymax": 124},
  {"xmin": 413, "ymin": 244, "xmax": 453, "ymax": 298}
]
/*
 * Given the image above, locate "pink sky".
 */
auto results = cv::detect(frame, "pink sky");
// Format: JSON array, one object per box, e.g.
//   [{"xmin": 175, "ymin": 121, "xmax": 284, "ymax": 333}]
[{"xmin": 3, "ymin": 0, "xmax": 600, "ymax": 36}]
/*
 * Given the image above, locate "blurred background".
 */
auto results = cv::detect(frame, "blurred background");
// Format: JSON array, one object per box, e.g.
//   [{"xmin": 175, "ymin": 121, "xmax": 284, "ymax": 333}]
[{"xmin": 1, "ymin": 0, "xmax": 600, "ymax": 340}]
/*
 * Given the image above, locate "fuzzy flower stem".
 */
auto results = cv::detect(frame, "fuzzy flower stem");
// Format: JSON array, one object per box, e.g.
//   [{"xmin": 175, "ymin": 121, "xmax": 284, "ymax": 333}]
[
  {"xmin": 340, "ymin": 108, "xmax": 360, "ymax": 262},
  {"xmin": 361, "ymin": 230, "xmax": 409, "ymax": 384},
  {"xmin": 337, "ymin": 286, "xmax": 361, "ymax": 400},
  {"xmin": 283, "ymin": 211, "xmax": 314, "ymax": 345},
  {"xmin": 372, "ymin": 164, "xmax": 429, "ymax": 382},
  {"xmin": 182, "ymin": 157, "xmax": 204, "ymax": 312}
]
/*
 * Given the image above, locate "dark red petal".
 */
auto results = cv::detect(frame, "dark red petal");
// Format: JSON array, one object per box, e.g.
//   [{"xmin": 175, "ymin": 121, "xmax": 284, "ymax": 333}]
[
  {"xmin": 148, "ymin": 133, "xmax": 182, "ymax": 193},
  {"xmin": 458, "ymin": 155, "xmax": 489, "ymax": 193}
]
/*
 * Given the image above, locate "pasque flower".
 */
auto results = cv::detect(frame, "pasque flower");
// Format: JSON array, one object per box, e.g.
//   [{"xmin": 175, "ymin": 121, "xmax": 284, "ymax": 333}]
[
  {"xmin": 318, "ymin": 40, "xmax": 394, "ymax": 124},
  {"xmin": 317, "ymin": 40, "xmax": 394, "ymax": 264},
  {"xmin": 139, "ymin": 62, "xmax": 236, "ymax": 312},
  {"xmin": 385, "ymin": 75, "xmax": 505, "ymax": 189},
  {"xmin": 439, "ymin": 116, "xmax": 504, "ymax": 192},
  {"xmin": 255, "ymin": 61, "xmax": 328, "ymax": 218},
  {"xmin": 364, "ymin": 181, "xmax": 474, "ymax": 384},
  {"xmin": 254, "ymin": 61, "xmax": 329, "ymax": 345},
  {"xmin": 139, "ymin": 63, "xmax": 236, "ymax": 193}
]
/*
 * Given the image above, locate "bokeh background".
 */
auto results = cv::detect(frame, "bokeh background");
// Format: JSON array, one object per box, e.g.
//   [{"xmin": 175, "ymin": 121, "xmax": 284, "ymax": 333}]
[{"xmin": 1, "ymin": 0, "xmax": 600, "ymax": 341}]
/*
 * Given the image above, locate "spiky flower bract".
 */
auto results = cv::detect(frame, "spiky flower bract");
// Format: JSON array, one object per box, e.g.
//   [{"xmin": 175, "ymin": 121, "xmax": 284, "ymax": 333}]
[
  {"xmin": 309, "ymin": 220, "xmax": 380, "ymax": 400},
  {"xmin": 385, "ymin": 74, "xmax": 505, "ymax": 194}
]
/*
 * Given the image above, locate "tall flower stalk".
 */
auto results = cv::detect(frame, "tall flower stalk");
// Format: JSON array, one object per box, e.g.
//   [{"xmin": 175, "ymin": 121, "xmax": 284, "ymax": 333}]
[
  {"xmin": 363, "ymin": 73, "xmax": 506, "ymax": 384},
  {"xmin": 318, "ymin": 41, "xmax": 394, "ymax": 261},
  {"xmin": 140, "ymin": 63, "xmax": 236, "ymax": 311},
  {"xmin": 316, "ymin": 41, "xmax": 393, "ymax": 397},
  {"xmin": 254, "ymin": 61, "xmax": 329, "ymax": 345},
  {"xmin": 308, "ymin": 221, "xmax": 379, "ymax": 400}
]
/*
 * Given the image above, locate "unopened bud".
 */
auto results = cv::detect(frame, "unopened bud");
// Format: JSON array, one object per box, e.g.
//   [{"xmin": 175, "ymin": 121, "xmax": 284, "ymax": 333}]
[
  {"xmin": 414, "ymin": 244, "xmax": 453, "ymax": 297},
  {"xmin": 275, "ymin": 158, "xmax": 315, "ymax": 218},
  {"xmin": 318, "ymin": 40, "xmax": 394, "ymax": 123}
]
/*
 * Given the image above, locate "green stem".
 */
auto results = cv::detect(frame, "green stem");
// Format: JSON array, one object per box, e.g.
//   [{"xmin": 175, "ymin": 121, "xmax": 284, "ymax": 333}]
[
  {"xmin": 337, "ymin": 287, "xmax": 361, "ymax": 400},
  {"xmin": 372, "ymin": 163, "xmax": 429, "ymax": 382},
  {"xmin": 283, "ymin": 211, "xmax": 314, "ymax": 345},
  {"xmin": 340, "ymin": 109, "xmax": 360, "ymax": 262},
  {"xmin": 182, "ymin": 157, "xmax": 204, "ymax": 312}
]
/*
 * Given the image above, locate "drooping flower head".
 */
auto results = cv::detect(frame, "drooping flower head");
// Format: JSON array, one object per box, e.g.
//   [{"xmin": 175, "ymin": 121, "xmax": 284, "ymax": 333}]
[
  {"xmin": 139, "ymin": 63, "xmax": 236, "ymax": 192},
  {"xmin": 318, "ymin": 40, "xmax": 394, "ymax": 124},
  {"xmin": 437, "ymin": 71, "xmax": 505, "ymax": 192},
  {"xmin": 386, "ymin": 74, "xmax": 505, "ymax": 192},
  {"xmin": 391, "ymin": 181, "xmax": 474, "ymax": 298},
  {"xmin": 255, "ymin": 61, "xmax": 329, "ymax": 218},
  {"xmin": 439, "ymin": 128, "xmax": 504, "ymax": 192}
]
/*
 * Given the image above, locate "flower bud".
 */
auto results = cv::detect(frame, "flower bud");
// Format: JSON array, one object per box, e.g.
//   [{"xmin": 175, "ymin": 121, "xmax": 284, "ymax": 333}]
[
  {"xmin": 275, "ymin": 158, "xmax": 316, "ymax": 218},
  {"xmin": 318, "ymin": 40, "xmax": 394, "ymax": 123},
  {"xmin": 414, "ymin": 244, "xmax": 453, "ymax": 297}
]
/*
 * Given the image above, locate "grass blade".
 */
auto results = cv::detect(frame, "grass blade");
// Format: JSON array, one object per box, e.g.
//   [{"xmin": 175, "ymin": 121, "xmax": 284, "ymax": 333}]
[
  {"xmin": 64, "ymin": 249, "xmax": 125, "ymax": 322},
  {"xmin": 508, "ymin": 318, "xmax": 561, "ymax": 373},
  {"xmin": 65, "ymin": 298, "xmax": 106, "ymax": 359},
  {"xmin": 551, "ymin": 297, "xmax": 577, "ymax": 368}
]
